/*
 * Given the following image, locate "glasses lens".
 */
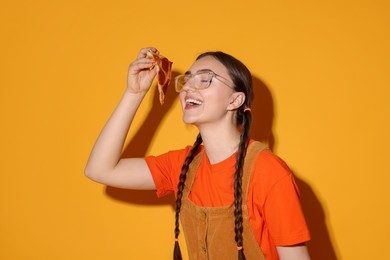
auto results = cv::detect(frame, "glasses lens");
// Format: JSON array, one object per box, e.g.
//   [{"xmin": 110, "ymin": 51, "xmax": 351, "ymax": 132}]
[
  {"xmin": 195, "ymin": 72, "xmax": 212, "ymax": 89},
  {"xmin": 175, "ymin": 72, "xmax": 213, "ymax": 92},
  {"xmin": 175, "ymin": 75, "xmax": 187, "ymax": 92}
]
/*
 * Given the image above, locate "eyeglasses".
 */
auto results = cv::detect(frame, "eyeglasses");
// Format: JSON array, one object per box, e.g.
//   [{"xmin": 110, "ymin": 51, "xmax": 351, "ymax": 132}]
[{"xmin": 174, "ymin": 70, "xmax": 234, "ymax": 92}]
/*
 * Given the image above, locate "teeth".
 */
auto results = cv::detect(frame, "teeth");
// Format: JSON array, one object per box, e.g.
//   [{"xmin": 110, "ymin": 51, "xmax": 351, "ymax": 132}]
[{"xmin": 185, "ymin": 99, "xmax": 202, "ymax": 105}]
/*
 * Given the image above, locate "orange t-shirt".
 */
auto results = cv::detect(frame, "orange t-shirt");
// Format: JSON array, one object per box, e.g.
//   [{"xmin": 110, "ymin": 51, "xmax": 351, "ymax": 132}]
[{"xmin": 145, "ymin": 143, "xmax": 310, "ymax": 260}]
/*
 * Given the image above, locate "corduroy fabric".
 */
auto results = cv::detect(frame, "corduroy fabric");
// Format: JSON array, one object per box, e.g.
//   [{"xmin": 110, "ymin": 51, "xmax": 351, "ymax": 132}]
[{"xmin": 180, "ymin": 141, "xmax": 267, "ymax": 260}]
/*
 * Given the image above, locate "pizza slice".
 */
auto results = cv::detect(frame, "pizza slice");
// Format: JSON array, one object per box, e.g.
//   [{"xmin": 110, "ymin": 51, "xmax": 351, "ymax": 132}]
[{"xmin": 147, "ymin": 51, "xmax": 173, "ymax": 105}]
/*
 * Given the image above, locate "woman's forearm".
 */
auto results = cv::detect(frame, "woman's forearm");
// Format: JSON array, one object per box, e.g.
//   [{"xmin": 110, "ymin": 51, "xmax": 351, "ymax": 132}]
[
  {"xmin": 276, "ymin": 244, "xmax": 311, "ymax": 260},
  {"xmin": 84, "ymin": 91, "xmax": 146, "ymax": 179}
]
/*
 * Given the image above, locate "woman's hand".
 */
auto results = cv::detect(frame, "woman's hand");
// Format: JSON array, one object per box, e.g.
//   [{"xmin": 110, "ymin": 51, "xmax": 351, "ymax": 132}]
[{"xmin": 127, "ymin": 47, "xmax": 159, "ymax": 94}]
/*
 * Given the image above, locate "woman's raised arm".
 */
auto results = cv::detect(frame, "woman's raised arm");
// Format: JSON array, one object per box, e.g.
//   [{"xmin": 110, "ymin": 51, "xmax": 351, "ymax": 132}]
[{"xmin": 84, "ymin": 47, "xmax": 159, "ymax": 189}]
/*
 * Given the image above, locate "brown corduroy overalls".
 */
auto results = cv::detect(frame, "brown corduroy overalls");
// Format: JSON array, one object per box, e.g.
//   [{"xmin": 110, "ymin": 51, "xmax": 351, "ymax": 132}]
[{"xmin": 179, "ymin": 141, "xmax": 267, "ymax": 260}]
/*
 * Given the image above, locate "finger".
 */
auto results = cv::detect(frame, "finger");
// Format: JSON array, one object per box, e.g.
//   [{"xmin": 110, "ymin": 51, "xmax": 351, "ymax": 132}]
[
  {"xmin": 146, "ymin": 47, "xmax": 159, "ymax": 55},
  {"xmin": 131, "ymin": 58, "xmax": 156, "ymax": 71},
  {"xmin": 137, "ymin": 47, "xmax": 159, "ymax": 59},
  {"xmin": 128, "ymin": 61, "xmax": 158, "ymax": 80}
]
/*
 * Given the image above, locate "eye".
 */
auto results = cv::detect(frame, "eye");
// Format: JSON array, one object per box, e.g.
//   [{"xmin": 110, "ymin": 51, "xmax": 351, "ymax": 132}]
[{"xmin": 198, "ymin": 73, "xmax": 212, "ymax": 83}]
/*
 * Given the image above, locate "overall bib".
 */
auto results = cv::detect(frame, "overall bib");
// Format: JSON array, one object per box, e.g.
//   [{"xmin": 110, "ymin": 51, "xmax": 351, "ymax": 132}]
[{"xmin": 180, "ymin": 141, "xmax": 267, "ymax": 260}]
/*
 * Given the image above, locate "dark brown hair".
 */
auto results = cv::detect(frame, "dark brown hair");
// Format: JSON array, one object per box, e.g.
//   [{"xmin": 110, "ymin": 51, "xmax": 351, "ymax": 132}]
[{"xmin": 174, "ymin": 51, "xmax": 253, "ymax": 260}]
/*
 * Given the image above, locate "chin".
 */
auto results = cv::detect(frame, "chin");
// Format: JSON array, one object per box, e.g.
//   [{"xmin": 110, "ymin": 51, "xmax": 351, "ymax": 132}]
[
  {"xmin": 182, "ymin": 115, "xmax": 197, "ymax": 125},
  {"xmin": 181, "ymin": 107, "xmax": 202, "ymax": 125}
]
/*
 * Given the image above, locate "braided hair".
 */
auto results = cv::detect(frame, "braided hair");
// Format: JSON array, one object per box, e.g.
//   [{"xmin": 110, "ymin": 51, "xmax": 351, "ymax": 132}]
[{"xmin": 173, "ymin": 51, "xmax": 253, "ymax": 260}]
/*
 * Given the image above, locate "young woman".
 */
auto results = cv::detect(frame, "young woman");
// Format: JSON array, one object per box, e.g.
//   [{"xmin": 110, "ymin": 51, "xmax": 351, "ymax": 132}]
[{"xmin": 85, "ymin": 47, "xmax": 311, "ymax": 260}]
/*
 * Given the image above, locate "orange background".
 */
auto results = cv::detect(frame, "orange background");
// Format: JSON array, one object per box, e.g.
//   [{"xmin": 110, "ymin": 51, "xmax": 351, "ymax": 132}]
[{"xmin": 1, "ymin": 0, "xmax": 389, "ymax": 259}]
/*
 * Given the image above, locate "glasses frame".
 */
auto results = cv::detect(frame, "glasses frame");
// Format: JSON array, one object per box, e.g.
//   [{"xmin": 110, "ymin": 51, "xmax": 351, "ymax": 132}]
[{"xmin": 174, "ymin": 70, "xmax": 234, "ymax": 92}]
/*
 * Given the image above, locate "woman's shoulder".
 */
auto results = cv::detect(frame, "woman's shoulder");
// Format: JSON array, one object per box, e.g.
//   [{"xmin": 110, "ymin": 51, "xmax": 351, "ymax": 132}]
[
  {"xmin": 247, "ymin": 145, "xmax": 301, "ymax": 202},
  {"xmin": 250, "ymin": 145, "xmax": 293, "ymax": 183}
]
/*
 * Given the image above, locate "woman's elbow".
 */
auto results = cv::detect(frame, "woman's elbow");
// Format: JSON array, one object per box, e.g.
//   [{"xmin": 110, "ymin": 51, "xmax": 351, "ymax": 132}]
[{"xmin": 84, "ymin": 164, "xmax": 101, "ymax": 182}]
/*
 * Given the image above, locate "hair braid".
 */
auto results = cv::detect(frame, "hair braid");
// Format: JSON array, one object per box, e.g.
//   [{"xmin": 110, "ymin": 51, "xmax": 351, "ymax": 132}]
[
  {"xmin": 174, "ymin": 133, "xmax": 203, "ymax": 260},
  {"xmin": 234, "ymin": 110, "xmax": 252, "ymax": 260},
  {"xmin": 178, "ymin": 50, "xmax": 253, "ymax": 259}
]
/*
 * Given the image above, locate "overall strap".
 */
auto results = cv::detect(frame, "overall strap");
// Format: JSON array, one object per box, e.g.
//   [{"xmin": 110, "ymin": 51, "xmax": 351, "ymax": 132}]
[
  {"xmin": 182, "ymin": 151, "xmax": 204, "ymax": 198},
  {"xmin": 241, "ymin": 141, "xmax": 268, "ymax": 203}
]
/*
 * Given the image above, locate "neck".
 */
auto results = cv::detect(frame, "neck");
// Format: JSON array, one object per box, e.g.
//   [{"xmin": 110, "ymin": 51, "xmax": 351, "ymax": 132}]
[{"xmin": 198, "ymin": 123, "xmax": 242, "ymax": 164}]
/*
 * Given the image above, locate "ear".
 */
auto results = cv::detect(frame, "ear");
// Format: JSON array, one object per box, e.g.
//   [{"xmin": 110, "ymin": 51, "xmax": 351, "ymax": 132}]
[{"xmin": 227, "ymin": 92, "xmax": 246, "ymax": 111}]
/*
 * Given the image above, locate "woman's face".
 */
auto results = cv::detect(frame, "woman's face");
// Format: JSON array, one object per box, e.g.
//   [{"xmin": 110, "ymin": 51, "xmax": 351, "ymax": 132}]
[{"xmin": 179, "ymin": 55, "xmax": 240, "ymax": 127}]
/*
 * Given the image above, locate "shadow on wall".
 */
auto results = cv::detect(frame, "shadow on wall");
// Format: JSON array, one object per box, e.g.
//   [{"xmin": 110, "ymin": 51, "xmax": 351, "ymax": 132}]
[
  {"xmin": 105, "ymin": 72, "xmax": 338, "ymax": 259},
  {"xmin": 295, "ymin": 178, "xmax": 339, "ymax": 260},
  {"xmin": 251, "ymin": 77, "xmax": 275, "ymax": 150},
  {"xmin": 252, "ymin": 77, "xmax": 338, "ymax": 259}
]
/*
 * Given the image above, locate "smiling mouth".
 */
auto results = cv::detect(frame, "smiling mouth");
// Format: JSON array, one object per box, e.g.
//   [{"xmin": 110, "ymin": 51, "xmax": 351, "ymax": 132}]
[{"xmin": 185, "ymin": 98, "xmax": 203, "ymax": 108}]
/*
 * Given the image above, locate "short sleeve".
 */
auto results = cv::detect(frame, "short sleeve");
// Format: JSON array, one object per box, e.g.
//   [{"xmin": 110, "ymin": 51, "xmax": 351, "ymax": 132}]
[
  {"xmin": 145, "ymin": 146, "xmax": 192, "ymax": 198},
  {"xmin": 250, "ymin": 150, "xmax": 311, "ymax": 247},
  {"xmin": 264, "ymin": 173, "xmax": 310, "ymax": 245}
]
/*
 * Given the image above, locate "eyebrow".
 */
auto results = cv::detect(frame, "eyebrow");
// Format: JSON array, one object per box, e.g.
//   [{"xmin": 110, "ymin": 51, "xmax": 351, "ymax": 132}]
[{"xmin": 184, "ymin": 69, "xmax": 214, "ymax": 75}]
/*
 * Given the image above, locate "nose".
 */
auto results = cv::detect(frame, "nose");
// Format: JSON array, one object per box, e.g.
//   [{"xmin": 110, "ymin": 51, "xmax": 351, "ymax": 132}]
[{"xmin": 181, "ymin": 78, "xmax": 197, "ymax": 92}]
